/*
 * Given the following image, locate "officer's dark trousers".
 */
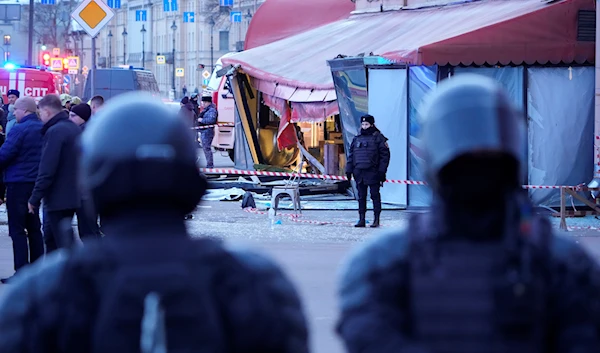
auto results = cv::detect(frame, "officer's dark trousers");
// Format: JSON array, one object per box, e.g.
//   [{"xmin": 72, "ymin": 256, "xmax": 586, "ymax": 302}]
[
  {"xmin": 201, "ymin": 128, "xmax": 215, "ymax": 168},
  {"xmin": 43, "ymin": 208, "xmax": 76, "ymax": 253},
  {"xmin": 357, "ymin": 182, "xmax": 381, "ymax": 215},
  {"xmin": 6, "ymin": 183, "xmax": 44, "ymax": 272},
  {"xmin": 76, "ymin": 197, "xmax": 101, "ymax": 241}
]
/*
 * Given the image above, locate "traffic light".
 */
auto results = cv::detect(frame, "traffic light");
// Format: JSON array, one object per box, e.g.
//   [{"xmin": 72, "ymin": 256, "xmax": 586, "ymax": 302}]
[
  {"xmin": 62, "ymin": 58, "xmax": 69, "ymax": 74},
  {"xmin": 40, "ymin": 51, "xmax": 50, "ymax": 66},
  {"xmin": 197, "ymin": 64, "xmax": 205, "ymax": 70}
]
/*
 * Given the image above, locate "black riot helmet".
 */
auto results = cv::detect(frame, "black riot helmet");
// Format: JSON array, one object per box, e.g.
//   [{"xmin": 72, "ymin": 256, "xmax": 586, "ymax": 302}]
[{"xmin": 79, "ymin": 92, "xmax": 207, "ymax": 217}]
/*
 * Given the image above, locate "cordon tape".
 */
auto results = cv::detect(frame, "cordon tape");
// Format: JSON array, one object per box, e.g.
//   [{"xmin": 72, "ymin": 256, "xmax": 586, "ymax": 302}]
[
  {"xmin": 200, "ymin": 168, "xmax": 585, "ymax": 190},
  {"xmin": 193, "ymin": 124, "xmax": 234, "ymax": 130}
]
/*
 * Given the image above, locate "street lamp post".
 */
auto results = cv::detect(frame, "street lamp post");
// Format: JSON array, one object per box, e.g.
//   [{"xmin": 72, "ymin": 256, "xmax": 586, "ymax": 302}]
[
  {"xmin": 171, "ymin": 20, "xmax": 176, "ymax": 98},
  {"xmin": 209, "ymin": 17, "xmax": 215, "ymax": 72},
  {"xmin": 107, "ymin": 30, "xmax": 113, "ymax": 67},
  {"xmin": 122, "ymin": 27, "xmax": 128, "ymax": 65},
  {"xmin": 140, "ymin": 24, "xmax": 146, "ymax": 66}
]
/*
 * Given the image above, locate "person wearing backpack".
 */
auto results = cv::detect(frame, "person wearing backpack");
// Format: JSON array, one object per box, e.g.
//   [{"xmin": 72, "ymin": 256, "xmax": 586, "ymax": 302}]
[
  {"xmin": 0, "ymin": 92, "xmax": 309, "ymax": 353},
  {"xmin": 336, "ymin": 74, "xmax": 600, "ymax": 353}
]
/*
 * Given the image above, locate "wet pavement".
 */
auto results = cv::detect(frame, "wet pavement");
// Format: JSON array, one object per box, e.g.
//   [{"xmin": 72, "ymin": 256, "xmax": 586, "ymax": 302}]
[{"xmin": 0, "ymin": 200, "xmax": 598, "ymax": 353}]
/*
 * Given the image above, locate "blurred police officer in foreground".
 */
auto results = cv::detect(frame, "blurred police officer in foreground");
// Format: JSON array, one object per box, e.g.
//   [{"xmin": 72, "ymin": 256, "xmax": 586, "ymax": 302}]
[
  {"xmin": 346, "ymin": 114, "xmax": 390, "ymax": 228},
  {"xmin": 337, "ymin": 75, "xmax": 600, "ymax": 353},
  {"xmin": 0, "ymin": 92, "xmax": 309, "ymax": 353}
]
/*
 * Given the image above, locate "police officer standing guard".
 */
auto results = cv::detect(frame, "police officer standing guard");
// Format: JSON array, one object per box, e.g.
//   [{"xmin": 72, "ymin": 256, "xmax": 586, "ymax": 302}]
[{"xmin": 346, "ymin": 114, "xmax": 390, "ymax": 228}]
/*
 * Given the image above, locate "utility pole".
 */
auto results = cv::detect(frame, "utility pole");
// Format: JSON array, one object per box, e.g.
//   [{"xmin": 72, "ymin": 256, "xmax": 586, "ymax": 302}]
[
  {"xmin": 209, "ymin": 17, "xmax": 215, "ymax": 72},
  {"xmin": 91, "ymin": 36, "xmax": 96, "ymax": 98},
  {"xmin": 27, "ymin": 0, "xmax": 33, "ymax": 65},
  {"xmin": 171, "ymin": 20, "xmax": 177, "ymax": 99}
]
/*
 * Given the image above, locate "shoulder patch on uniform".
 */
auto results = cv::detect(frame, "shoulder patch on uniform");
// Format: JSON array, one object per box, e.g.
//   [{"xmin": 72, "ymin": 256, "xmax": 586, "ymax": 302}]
[{"xmin": 384, "ymin": 142, "xmax": 389, "ymax": 148}]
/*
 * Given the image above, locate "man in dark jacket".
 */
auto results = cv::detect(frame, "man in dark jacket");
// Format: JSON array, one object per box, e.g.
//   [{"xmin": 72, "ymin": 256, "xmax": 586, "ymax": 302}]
[
  {"xmin": 69, "ymin": 103, "xmax": 102, "ymax": 241},
  {"xmin": 179, "ymin": 96, "xmax": 196, "ymax": 128},
  {"xmin": 0, "ymin": 92, "xmax": 309, "ymax": 353},
  {"xmin": 337, "ymin": 75, "xmax": 600, "ymax": 353},
  {"xmin": 197, "ymin": 95, "xmax": 218, "ymax": 168},
  {"xmin": 28, "ymin": 94, "xmax": 81, "ymax": 251},
  {"xmin": 345, "ymin": 114, "xmax": 390, "ymax": 228},
  {"xmin": 0, "ymin": 97, "xmax": 44, "ymax": 283}
]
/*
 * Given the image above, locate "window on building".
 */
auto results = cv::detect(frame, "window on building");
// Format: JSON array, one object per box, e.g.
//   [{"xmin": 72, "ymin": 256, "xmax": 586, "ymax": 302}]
[{"xmin": 219, "ymin": 31, "xmax": 229, "ymax": 51}]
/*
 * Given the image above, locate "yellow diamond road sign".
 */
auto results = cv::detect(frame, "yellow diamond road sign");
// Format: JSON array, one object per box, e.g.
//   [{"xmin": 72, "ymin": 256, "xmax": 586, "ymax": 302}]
[
  {"xmin": 71, "ymin": 0, "xmax": 115, "ymax": 38},
  {"xmin": 202, "ymin": 70, "xmax": 211, "ymax": 79}
]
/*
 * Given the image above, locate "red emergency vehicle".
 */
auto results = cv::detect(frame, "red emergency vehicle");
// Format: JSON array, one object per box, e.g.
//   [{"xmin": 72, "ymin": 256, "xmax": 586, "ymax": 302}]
[{"xmin": 0, "ymin": 67, "xmax": 60, "ymax": 103}]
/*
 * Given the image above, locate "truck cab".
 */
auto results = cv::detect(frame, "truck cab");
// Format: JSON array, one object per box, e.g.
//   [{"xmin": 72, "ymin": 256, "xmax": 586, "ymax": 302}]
[{"xmin": 0, "ymin": 66, "xmax": 60, "ymax": 102}]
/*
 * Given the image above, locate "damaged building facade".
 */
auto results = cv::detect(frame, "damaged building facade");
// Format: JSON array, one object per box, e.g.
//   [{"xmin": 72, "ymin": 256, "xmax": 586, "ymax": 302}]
[{"xmin": 220, "ymin": 0, "xmax": 596, "ymax": 208}]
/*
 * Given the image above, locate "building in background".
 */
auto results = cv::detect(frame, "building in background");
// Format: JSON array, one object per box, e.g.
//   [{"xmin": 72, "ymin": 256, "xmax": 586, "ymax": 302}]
[{"xmin": 95, "ymin": 0, "xmax": 264, "ymax": 97}]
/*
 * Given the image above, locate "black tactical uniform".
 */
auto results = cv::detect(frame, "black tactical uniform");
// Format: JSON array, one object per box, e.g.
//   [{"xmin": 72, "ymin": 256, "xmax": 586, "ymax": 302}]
[
  {"xmin": 346, "ymin": 114, "xmax": 390, "ymax": 228},
  {"xmin": 0, "ymin": 92, "xmax": 309, "ymax": 353},
  {"xmin": 337, "ymin": 75, "xmax": 600, "ymax": 353}
]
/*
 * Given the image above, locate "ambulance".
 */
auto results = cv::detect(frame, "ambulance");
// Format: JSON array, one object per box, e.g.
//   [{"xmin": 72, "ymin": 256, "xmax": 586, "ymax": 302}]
[{"xmin": 0, "ymin": 66, "xmax": 60, "ymax": 103}]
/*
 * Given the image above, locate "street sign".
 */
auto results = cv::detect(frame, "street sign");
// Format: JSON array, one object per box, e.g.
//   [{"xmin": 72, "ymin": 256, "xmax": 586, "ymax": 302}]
[
  {"xmin": 156, "ymin": 55, "xmax": 166, "ymax": 64},
  {"xmin": 230, "ymin": 11, "xmax": 242, "ymax": 23},
  {"xmin": 82, "ymin": 66, "xmax": 89, "ymax": 75},
  {"xmin": 64, "ymin": 75, "xmax": 71, "ymax": 84},
  {"xmin": 183, "ymin": 12, "xmax": 194, "ymax": 23},
  {"xmin": 106, "ymin": 0, "xmax": 121, "ymax": 9},
  {"xmin": 175, "ymin": 68, "xmax": 184, "ymax": 77},
  {"xmin": 71, "ymin": 0, "xmax": 115, "ymax": 38},
  {"xmin": 163, "ymin": 0, "xmax": 177, "ymax": 12},
  {"xmin": 220, "ymin": 0, "xmax": 233, "ymax": 6},
  {"xmin": 67, "ymin": 56, "xmax": 80, "ymax": 69},
  {"xmin": 50, "ymin": 58, "xmax": 63, "ymax": 71},
  {"xmin": 52, "ymin": 47, "xmax": 60, "ymax": 56},
  {"xmin": 68, "ymin": 69, "xmax": 78, "ymax": 75},
  {"xmin": 135, "ymin": 9, "xmax": 147, "ymax": 21},
  {"xmin": 41, "ymin": 0, "xmax": 56, "ymax": 4},
  {"xmin": 202, "ymin": 70, "xmax": 211, "ymax": 79},
  {"xmin": 203, "ymin": 78, "xmax": 209, "ymax": 86}
]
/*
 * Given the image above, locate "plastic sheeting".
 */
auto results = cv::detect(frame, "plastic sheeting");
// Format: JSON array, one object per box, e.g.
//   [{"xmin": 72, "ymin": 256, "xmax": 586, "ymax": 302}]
[
  {"xmin": 223, "ymin": 0, "xmax": 593, "ymax": 102},
  {"xmin": 244, "ymin": 0, "xmax": 353, "ymax": 50},
  {"xmin": 368, "ymin": 68, "xmax": 408, "ymax": 206},
  {"xmin": 408, "ymin": 66, "xmax": 436, "ymax": 207},
  {"xmin": 290, "ymin": 101, "xmax": 339, "ymax": 122},
  {"xmin": 331, "ymin": 68, "xmax": 369, "ymax": 155},
  {"xmin": 233, "ymin": 107, "xmax": 255, "ymax": 171},
  {"xmin": 527, "ymin": 67, "xmax": 594, "ymax": 206},
  {"xmin": 453, "ymin": 67, "xmax": 524, "ymax": 111}
]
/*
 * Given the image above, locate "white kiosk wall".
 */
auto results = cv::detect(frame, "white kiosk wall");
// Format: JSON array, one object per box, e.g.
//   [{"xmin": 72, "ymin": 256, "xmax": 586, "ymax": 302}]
[{"xmin": 367, "ymin": 68, "xmax": 408, "ymax": 206}]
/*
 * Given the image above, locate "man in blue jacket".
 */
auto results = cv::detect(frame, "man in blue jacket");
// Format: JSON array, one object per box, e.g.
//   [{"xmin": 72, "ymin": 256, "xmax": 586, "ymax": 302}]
[
  {"xmin": 28, "ymin": 94, "xmax": 81, "ymax": 251},
  {"xmin": 0, "ymin": 97, "xmax": 44, "ymax": 283},
  {"xmin": 197, "ymin": 95, "xmax": 217, "ymax": 168}
]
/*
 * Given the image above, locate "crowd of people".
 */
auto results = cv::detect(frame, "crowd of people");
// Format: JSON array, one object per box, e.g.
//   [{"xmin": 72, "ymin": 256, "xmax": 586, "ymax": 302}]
[
  {"xmin": 0, "ymin": 91, "xmax": 104, "ymax": 283},
  {"xmin": 0, "ymin": 77, "xmax": 597, "ymax": 352}
]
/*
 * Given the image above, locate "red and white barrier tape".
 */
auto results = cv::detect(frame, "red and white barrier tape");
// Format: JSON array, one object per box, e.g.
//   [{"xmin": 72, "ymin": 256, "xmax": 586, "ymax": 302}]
[
  {"xmin": 200, "ymin": 168, "xmax": 584, "ymax": 190},
  {"xmin": 193, "ymin": 123, "xmax": 235, "ymax": 130}
]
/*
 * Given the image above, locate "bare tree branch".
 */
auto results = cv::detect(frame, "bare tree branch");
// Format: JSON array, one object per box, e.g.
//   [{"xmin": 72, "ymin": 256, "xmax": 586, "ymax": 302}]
[{"xmin": 22, "ymin": 1, "xmax": 78, "ymax": 48}]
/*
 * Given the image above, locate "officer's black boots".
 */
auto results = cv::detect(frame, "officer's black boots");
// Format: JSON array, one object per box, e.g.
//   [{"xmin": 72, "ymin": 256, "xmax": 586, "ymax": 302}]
[
  {"xmin": 371, "ymin": 213, "xmax": 381, "ymax": 228},
  {"xmin": 355, "ymin": 214, "xmax": 366, "ymax": 228}
]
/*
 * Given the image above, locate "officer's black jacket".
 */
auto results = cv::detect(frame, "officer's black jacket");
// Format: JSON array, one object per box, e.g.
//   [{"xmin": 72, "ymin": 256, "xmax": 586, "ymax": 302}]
[{"xmin": 346, "ymin": 126, "xmax": 390, "ymax": 185}]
